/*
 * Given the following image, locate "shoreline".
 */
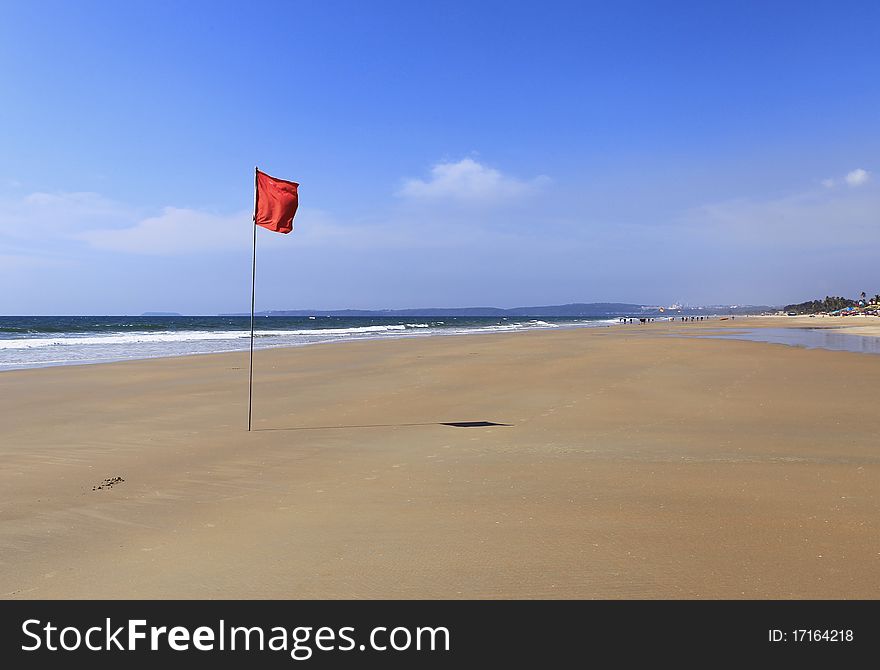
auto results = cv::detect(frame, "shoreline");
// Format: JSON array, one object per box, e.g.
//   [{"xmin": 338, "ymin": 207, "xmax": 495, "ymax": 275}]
[
  {"xmin": 4, "ymin": 315, "xmax": 880, "ymax": 374},
  {"xmin": 0, "ymin": 317, "xmax": 610, "ymax": 373},
  {"xmin": 2, "ymin": 321, "xmax": 879, "ymax": 598}
]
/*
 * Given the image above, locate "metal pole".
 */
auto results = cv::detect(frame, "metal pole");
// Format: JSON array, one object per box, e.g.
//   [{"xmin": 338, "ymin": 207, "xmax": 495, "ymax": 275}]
[
  {"xmin": 248, "ymin": 220, "xmax": 257, "ymax": 431},
  {"xmin": 248, "ymin": 168, "xmax": 258, "ymax": 431}
]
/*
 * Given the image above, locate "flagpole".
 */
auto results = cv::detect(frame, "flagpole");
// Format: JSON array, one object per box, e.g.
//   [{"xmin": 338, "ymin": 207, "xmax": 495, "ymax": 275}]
[{"xmin": 248, "ymin": 167, "xmax": 258, "ymax": 431}]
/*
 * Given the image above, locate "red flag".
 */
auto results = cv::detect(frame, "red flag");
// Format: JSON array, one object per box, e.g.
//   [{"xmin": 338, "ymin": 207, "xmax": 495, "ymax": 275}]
[{"xmin": 254, "ymin": 168, "xmax": 299, "ymax": 234}]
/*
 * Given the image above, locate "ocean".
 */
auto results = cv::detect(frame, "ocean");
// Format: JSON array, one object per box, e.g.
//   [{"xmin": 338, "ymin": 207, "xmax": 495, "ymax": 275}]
[{"xmin": 0, "ymin": 315, "xmax": 617, "ymax": 371}]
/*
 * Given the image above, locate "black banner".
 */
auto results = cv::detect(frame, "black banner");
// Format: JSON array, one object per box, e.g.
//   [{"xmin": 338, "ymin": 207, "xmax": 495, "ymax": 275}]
[{"xmin": 1, "ymin": 600, "xmax": 875, "ymax": 667}]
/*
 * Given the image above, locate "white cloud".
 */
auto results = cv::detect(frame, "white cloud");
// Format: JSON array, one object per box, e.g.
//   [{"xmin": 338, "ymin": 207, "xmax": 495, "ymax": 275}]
[
  {"xmin": 77, "ymin": 207, "xmax": 252, "ymax": 254},
  {"xmin": 845, "ymin": 168, "xmax": 869, "ymax": 187},
  {"xmin": 0, "ymin": 190, "xmax": 260, "ymax": 255},
  {"xmin": 0, "ymin": 191, "xmax": 132, "ymax": 241},
  {"xmin": 77, "ymin": 205, "xmax": 386, "ymax": 255},
  {"xmin": 0, "ymin": 185, "xmax": 465, "ymax": 259},
  {"xmin": 1, "ymin": 160, "xmax": 552, "ymax": 260},
  {"xmin": 820, "ymin": 169, "xmax": 870, "ymax": 189},
  {"xmin": 398, "ymin": 158, "xmax": 548, "ymax": 202},
  {"xmin": 0, "ymin": 253, "xmax": 70, "ymax": 270},
  {"xmin": 684, "ymin": 179, "xmax": 879, "ymax": 249}
]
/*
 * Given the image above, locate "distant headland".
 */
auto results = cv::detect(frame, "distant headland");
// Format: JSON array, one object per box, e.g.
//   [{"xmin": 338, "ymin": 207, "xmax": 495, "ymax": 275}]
[{"xmin": 220, "ymin": 302, "xmax": 776, "ymax": 318}]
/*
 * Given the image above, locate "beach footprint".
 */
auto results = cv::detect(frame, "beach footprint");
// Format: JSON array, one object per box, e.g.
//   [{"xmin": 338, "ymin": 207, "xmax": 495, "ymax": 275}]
[{"xmin": 92, "ymin": 476, "xmax": 125, "ymax": 491}]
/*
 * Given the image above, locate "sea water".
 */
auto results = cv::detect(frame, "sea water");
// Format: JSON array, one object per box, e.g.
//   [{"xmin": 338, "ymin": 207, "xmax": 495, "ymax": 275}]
[{"xmin": 0, "ymin": 315, "xmax": 617, "ymax": 371}]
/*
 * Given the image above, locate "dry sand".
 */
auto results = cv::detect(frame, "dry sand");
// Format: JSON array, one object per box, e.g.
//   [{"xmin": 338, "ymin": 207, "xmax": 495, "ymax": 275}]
[{"xmin": 1, "ymin": 317, "xmax": 878, "ymax": 599}]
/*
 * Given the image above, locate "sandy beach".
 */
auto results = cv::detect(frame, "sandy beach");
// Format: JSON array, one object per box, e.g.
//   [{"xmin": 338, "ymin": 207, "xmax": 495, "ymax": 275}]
[{"xmin": 1, "ymin": 317, "xmax": 878, "ymax": 599}]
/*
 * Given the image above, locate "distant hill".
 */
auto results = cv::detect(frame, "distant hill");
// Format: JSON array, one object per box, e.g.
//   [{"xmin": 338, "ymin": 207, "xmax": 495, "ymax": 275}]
[
  {"xmin": 220, "ymin": 303, "xmax": 776, "ymax": 318},
  {"xmin": 141, "ymin": 312, "xmax": 183, "ymax": 316},
  {"xmin": 221, "ymin": 303, "xmax": 641, "ymax": 317}
]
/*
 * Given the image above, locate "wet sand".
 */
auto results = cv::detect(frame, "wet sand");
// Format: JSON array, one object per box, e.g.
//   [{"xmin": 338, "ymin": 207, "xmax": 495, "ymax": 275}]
[
  {"xmin": 831, "ymin": 324, "xmax": 880, "ymax": 337},
  {"xmin": 1, "ymin": 317, "xmax": 878, "ymax": 599}
]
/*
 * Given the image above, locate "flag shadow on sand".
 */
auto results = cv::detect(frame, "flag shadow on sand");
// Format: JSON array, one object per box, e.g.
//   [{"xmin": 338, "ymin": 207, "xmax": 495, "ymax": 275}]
[{"xmin": 253, "ymin": 421, "xmax": 511, "ymax": 432}]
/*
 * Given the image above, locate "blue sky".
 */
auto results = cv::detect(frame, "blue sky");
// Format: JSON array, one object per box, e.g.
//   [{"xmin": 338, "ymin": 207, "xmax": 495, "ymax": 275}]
[{"xmin": 1, "ymin": 1, "xmax": 878, "ymax": 314}]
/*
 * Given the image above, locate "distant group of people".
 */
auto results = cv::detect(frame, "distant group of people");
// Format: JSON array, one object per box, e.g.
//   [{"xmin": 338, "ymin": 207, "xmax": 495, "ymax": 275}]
[{"xmin": 618, "ymin": 315, "xmax": 734, "ymax": 325}]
